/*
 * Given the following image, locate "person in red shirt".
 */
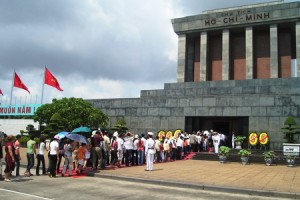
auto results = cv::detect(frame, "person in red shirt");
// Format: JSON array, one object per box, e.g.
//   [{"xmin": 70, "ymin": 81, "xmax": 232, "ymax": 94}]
[
  {"xmin": 91, "ymin": 131, "xmax": 103, "ymax": 170},
  {"xmin": 13, "ymin": 135, "xmax": 21, "ymax": 176},
  {"xmin": 4, "ymin": 135, "xmax": 15, "ymax": 181}
]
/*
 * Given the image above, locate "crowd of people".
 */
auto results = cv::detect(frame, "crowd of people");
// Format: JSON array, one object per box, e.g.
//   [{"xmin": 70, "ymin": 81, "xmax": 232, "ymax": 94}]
[{"xmin": 0, "ymin": 129, "xmax": 231, "ymax": 182}]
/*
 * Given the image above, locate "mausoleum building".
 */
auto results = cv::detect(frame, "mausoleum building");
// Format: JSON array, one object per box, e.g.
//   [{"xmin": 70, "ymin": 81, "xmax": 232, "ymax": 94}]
[{"xmin": 87, "ymin": 1, "xmax": 300, "ymax": 150}]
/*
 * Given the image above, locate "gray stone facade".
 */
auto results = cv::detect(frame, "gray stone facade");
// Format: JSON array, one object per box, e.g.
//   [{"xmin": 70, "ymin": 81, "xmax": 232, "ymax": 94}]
[
  {"xmin": 86, "ymin": 1, "xmax": 300, "ymax": 151},
  {"xmin": 87, "ymin": 77, "xmax": 300, "ymax": 150}
]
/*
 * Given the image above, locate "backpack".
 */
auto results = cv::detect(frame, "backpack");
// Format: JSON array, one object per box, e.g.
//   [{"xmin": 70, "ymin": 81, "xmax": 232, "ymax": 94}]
[{"xmin": 113, "ymin": 141, "xmax": 118, "ymax": 151}]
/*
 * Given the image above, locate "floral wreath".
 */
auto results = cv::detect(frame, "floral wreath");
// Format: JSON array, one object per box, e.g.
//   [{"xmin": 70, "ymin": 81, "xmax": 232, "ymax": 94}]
[
  {"xmin": 248, "ymin": 132, "xmax": 258, "ymax": 146},
  {"xmin": 165, "ymin": 130, "xmax": 173, "ymax": 139},
  {"xmin": 157, "ymin": 130, "xmax": 165, "ymax": 141},
  {"xmin": 259, "ymin": 132, "xmax": 269, "ymax": 145},
  {"xmin": 174, "ymin": 129, "xmax": 182, "ymax": 138}
]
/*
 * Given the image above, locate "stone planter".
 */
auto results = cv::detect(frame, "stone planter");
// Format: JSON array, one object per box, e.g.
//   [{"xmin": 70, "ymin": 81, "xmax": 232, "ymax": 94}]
[
  {"xmin": 264, "ymin": 158, "xmax": 273, "ymax": 166},
  {"xmin": 235, "ymin": 142, "xmax": 242, "ymax": 149},
  {"xmin": 286, "ymin": 158, "xmax": 296, "ymax": 167},
  {"xmin": 219, "ymin": 155, "xmax": 227, "ymax": 164},
  {"xmin": 241, "ymin": 157, "xmax": 249, "ymax": 165}
]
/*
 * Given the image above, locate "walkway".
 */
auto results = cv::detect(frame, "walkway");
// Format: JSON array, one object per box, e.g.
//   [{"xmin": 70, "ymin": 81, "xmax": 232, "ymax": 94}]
[{"xmin": 16, "ymin": 148, "xmax": 300, "ymax": 199}]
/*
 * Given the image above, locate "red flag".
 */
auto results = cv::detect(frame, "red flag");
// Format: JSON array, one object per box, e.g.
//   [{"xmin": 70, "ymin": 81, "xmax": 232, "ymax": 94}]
[
  {"xmin": 44, "ymin": 67, "xmax": 63, "ymax": 91},
  {"xmin": 14, "ymin": 72, "xmax": 30, "ymax": 94},
  {"xmin": 0, "ymin": 89, "xmax": 3, "ymax": 96}
]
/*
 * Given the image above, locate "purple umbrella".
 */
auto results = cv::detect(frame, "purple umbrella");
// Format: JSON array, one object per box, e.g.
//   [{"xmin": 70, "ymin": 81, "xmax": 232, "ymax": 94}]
[{"xmin": 66, "ymin": 133, "xmax": 88, "ymax": 144}]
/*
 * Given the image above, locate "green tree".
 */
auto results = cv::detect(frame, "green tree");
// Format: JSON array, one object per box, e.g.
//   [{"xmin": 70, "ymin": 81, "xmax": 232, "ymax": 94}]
[
  {"xmin": 42, "ymin": 113, "xmax": 66, "ymax": 138},
  {"xmin": 33, "ymin": 97, "xmax": 108, "ymax": 131},
  {"xmin": 24, "ymin": 124, "xmax": 40, "ymax": 138},
  {"xmin": 111, "ymin": 117, "xmax": 128, "ymax": 134},
  {"xmin": 282, "ymin": 116, "xmax": 300, "ymax": 143}
]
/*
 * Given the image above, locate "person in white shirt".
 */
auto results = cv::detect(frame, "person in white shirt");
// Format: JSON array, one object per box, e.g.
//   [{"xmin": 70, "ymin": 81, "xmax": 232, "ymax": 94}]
[
  {"xmin": 116, "ymin": 132, "xmax": 124, "ymax": 167},
  {"xmin": 232, "ymin": 132, "xmax": 235, "ymax": 149},
  {"xmin": 140, "ymin": 134, "xmax": 146, "ymax": 164},
  {"xmin": 154, "ymin": 136, "xmax": 161, "ymax": 163},
  {"xmin": 189, "ymin": 132, "xmax": 196, "ymax": 152},
  {"xmin": 36, "ymin": 135, "xmax": 47, "ymax": 175},
  {"xmin": 195, "ymin": 132, "xmax": 201, "ymax": 152},
  {"xmin": 176, "ymin": 134, "xmax": 184, "ymax": 160},
  {"xmin": 163, "ymin": 139, "xmax": 170, "ymax": 162},
  {"xmin": 169, "ymin": 137, "xmax": 177, "ymax": 161},
  {"xmin": 212, "ymin": 132, "xmax": 221, "ymax": 154},
  {"xmin": 48, "ymin": 138, "xmax": 59, "ymax": 178},
  {"xmin": 124, "ymin": 132, "xmax": 134, "ymax": 167},
  {"xmin": 132, "ymin": 135, "xmax": 139, "ymax": 166},
  {"xmin": 203, "ymin": 130, "xmax": 210, "ymax": 137},
  {"xmin": 102, "ymin": 131, "xmax": 111, "ymax": 169},
  {"xmin": 145, "ymin": 132, "xmax": 155, "ymax": 171}
]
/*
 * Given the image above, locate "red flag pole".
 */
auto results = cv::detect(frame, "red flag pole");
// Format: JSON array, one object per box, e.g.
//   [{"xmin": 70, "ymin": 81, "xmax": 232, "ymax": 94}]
[
  {"xmin": 41, "ymin": 66, "xmax": 46, "ymax": 104},
  {"xmin": 9, "ymin": 69, "xmax": 15, "ymax": 105}
]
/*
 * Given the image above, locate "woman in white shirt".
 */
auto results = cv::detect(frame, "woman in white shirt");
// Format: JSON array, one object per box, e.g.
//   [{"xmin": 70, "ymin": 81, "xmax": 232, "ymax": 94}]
[
  {"xmin": 124, "ymin": 132, "xmax": 134, "ymax": 167},
  {"xmin": 48, "ymin": 138, "xmax": 59, "ymax": 177},
  {"xmin": 36, "ymin": 135, "xmax": 46, "ymax": 175}
]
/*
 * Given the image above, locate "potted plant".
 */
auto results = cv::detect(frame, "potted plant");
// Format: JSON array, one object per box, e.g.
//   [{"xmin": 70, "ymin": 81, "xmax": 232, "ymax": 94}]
[
  {"xmin": 218, "ymin": 146, "xmax": 231, "ymax": 164},
  {"xmin": 234, "ymin": 136, "xmax": 246, "ymax": 149},
  {"xmin": 285, "ymin": 155, "xmax": 297, "ymax": 167},
  {"xmin": 238, "ymin": 149, "xmax": 251, "ymax": 165},
  {"xmin": 263, "ymin": 151, "xmax": 276, "ymax": 166}
]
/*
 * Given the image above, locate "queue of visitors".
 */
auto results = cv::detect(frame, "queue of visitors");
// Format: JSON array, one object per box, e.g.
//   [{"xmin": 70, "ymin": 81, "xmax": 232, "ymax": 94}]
[{"xmin": 0, "ymin": 129, "xmax": 205, "ymax": 181}]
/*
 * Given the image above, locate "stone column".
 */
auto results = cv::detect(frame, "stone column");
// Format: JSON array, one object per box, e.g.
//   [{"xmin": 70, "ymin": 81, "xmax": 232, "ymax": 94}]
[
  {"xmin": 222, "ymin": 29, "xmax": 230, "ymax": 80},
  {"xmin": 246, "ymin": 27, "xmax": 253, "ymax": 79},
  {"xmin": 270, "ymin": 24, "xmax": 278, "ymax": 78},
  {"xmin": 296, "ymin": 22, "xmax": 300, "ymax": 77},
  {"xmin": 177, "ymin": 34, "xmax": 186, "ymax": 82},
  {"xmin": 200, "ymin": 32, "xmax": 207, "ymax": 81}
]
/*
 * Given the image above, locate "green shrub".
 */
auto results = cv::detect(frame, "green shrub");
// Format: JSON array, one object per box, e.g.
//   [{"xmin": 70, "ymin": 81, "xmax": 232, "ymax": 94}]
[
  {"xmin": 219, "ymin": 146, "xmax": 231, "ymax": 156},
  {"xmin": 238, "ymin": 149, "xmax": 251, "ymax": 157},
  {"xmin": 234, "ymin": 136, "xmax": 246, "ymax": 143},
  {"xmin": 19, "ymin": 136, "xmax": 30, "ymax": 147},
  {"xmin": 263, "ymin": 151, "xmax": 276, "ymax": 159}
]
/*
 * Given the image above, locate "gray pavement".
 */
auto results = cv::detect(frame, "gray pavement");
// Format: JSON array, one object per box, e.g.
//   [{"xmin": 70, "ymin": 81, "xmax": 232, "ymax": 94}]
[
  {"xmin": 0, "ymin": 166, "xmax": 286, "ymax": 200},
  {"xmin": 3, "ymin": 148, "xmax": 299, "ymax": 199},
  {"xmin": 92, "ymin": 159, "xmax": 300, "ymax": 199}
]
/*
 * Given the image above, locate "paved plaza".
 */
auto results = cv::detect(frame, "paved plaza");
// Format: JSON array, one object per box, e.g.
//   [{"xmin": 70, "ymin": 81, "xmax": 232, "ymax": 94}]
[{"xmin": 10, "ymin": 148, "xmax": 300, "ymax": 199}]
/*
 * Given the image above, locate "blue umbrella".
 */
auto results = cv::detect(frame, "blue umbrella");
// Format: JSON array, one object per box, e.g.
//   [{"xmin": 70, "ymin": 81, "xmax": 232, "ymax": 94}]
[
  {"xmin": 54, "ymin": 132, "xmax": 70, "ymax": 140},
  {"xmin": 72, "ymin": 126, "xmax": 91, "ymax": 133},
  {"xmin": 66, "ymin": 133, "xmax": 88, "ymax": 144}
]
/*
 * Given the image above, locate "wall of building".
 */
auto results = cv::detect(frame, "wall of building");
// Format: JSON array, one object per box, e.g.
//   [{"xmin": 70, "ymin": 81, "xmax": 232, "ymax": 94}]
[{"xmin": 87, "ymin": 77, "xmax": 300, "ymax": 150}]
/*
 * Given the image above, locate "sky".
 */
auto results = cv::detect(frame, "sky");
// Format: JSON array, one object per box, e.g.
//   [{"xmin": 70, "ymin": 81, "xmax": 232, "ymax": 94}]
[{"xmin": 0, "ymin": 0, "xmax": 293, "ymax": 105}]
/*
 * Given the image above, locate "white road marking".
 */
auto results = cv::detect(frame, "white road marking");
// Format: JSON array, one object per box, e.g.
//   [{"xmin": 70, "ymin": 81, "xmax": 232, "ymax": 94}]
[{"xmin": 0, "ymin": 188, "xmax": 53, "ymax": 200}]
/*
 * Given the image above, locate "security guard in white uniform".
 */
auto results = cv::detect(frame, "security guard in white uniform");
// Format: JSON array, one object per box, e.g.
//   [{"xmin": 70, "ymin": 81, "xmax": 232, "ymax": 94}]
[
  {"xmin": 145, "ymin": 132, "xmax": 155, "ymax": 171},
  {"xmin": 212, "ymin": 132, "xmax": 221, "ymax": 154}
]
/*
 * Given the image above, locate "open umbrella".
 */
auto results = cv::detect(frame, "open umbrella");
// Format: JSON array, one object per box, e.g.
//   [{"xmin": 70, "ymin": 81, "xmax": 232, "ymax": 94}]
[
  {"xmin": 72, "ymin": 126, "xmax": 91, "ymax": 133},
  {"xmin": 54, "ymin": 132, "xmax": 70, "ymax": 140},
  {"xmin": 66, "ymin": 133, "xmax": 88, "ymax": 144}
]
